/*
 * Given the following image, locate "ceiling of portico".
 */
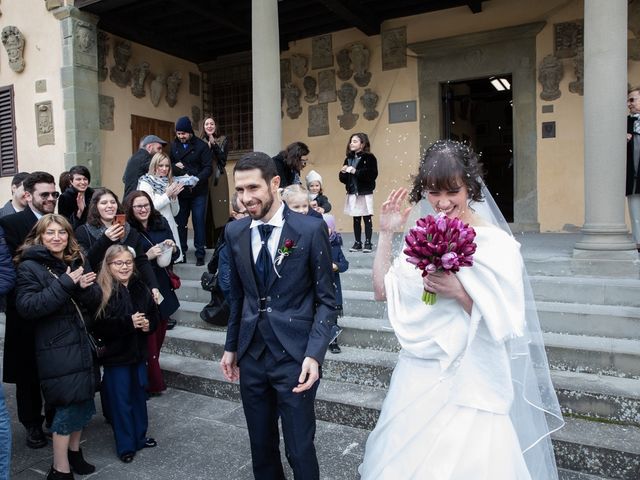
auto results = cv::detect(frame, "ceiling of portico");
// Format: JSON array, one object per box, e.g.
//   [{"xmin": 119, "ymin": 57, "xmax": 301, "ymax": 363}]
[{"xmin": 77, "ymin": 0, "xmax": 487, "ymax": 64}]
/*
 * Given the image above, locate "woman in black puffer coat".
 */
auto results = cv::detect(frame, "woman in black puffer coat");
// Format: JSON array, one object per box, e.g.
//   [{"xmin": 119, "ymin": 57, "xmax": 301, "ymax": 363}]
[{"xmin": 15, "ymin": 214, "xmax": 102, "ymax": 480}]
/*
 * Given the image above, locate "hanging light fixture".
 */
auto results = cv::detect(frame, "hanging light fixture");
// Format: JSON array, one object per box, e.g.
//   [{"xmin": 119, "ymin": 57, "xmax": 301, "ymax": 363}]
[{"xmin": 490, "ymin": 77, "xmax": 511, "ymax": 91}]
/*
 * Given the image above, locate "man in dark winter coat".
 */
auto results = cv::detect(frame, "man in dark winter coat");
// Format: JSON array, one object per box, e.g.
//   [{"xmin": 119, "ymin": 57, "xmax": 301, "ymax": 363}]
[
  {"xmin": 122, "ymin": 135, "xmax": 167, "ymax": 199},
  {"xmin": 0, "ymin": 171, "xmax": 58, "ymax": 449},
  {"xmin": 170, "ymin": 116, "xmax": 212, "ymax": 266}
]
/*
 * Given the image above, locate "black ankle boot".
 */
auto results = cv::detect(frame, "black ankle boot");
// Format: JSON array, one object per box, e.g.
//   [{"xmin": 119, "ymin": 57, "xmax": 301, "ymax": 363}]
[
  {"xmin": 47, "ymin": 466, "xmax": 74, "ymax": 480},
  {"xmin": 68, "ymin": 448, "xmax": 95, "ymax": 475}
]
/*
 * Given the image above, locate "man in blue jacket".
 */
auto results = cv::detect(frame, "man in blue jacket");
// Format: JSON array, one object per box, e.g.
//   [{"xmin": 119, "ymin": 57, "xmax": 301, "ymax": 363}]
[
  {"xmin": 220, "ymin": 152, "xmax": 336, "ymax": 480},
  {"xmin": 170, "ymin": 116, "xmax": 212, "ymax": 266}
]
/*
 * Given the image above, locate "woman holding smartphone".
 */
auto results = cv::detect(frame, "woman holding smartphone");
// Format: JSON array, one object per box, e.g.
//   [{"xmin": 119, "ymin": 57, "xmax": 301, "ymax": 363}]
[{"xmin": 75, "ymin": 188, "xmax": 160, "ymax": 300}]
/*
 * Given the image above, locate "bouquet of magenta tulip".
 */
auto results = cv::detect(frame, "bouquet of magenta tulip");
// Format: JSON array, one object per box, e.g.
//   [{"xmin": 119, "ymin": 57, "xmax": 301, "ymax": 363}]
[{"xmin": 403, "ymin": 213, "xmax": 477, "ymax": 305}]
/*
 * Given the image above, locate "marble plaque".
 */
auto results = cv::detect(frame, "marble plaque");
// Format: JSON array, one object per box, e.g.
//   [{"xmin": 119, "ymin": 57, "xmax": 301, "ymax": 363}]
[
  {"xmin": 317, "ymin": 69, "xmax": 336, "ymax": 104},
  {"xmin": 312, "ymin": 34, "xmax": 333, "ymax": 70},
  {"xmin": 554, "ymin": 21, "xmax": 583, "ymax": 59},
  {"xmin": 35, "ymin": 79, "xmax": 47, "ymax": 93},
  {"xmin": 382, "ymin": 27, "xmax": 407, "ymax": 70},
  {"xmin": 542, "ymin": 121, "xmax": 556, "ymax": 138},
  {"xmin": 99, "ymin": 95, "xmax": 114, "ymax": 130},
  {"xmin": 308, "ymin": 104, "xmax": 329, "ymax": 137},
  {"xmin": 388, "ymin": 101, "xmax": 417, "ymax": 124},
  {"xmin": 35, "ymin": 101, "xmax": 54, "ymax": 146}
]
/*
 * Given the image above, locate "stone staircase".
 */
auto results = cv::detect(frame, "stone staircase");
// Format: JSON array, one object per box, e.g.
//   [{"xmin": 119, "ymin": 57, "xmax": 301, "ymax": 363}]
[{"xmin": 163, "ymin": 234, "xmax": 640, "ymax": 480}]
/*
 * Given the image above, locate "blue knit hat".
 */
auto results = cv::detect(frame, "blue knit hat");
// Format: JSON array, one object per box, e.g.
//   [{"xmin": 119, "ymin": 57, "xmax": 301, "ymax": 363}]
[{"xmin": 175, "ymin": 116, "xmax": 194, "ymax": 134}]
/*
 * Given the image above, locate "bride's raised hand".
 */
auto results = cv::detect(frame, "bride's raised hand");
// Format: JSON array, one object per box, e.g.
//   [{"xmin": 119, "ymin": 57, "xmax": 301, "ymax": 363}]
[{"xmin": 379, "ymin": 188, "xmax": 412, "ymax": 233}]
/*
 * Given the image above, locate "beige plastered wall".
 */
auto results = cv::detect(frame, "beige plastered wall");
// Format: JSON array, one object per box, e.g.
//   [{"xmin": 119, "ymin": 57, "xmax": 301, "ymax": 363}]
[
  {"xmin": 0, "ymin": 3, "xmax": 66, "ymax": 197},
  {"xmin": 279, "ymin": 0, "xmax": 590, "ymax": 233},
  {"xmin": 535, "ymin": 0, "xmax": 586, "ymax": 232},
  {"xmin": 99, "ymin": 35, "xmax": 200, "ymax": 200}
]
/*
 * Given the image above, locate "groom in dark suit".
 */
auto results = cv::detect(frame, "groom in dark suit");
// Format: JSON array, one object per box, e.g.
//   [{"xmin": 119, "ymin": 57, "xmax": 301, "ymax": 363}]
[{"xmin": 220, "ymin": 152, "xmax": 336, "ymax": 480}]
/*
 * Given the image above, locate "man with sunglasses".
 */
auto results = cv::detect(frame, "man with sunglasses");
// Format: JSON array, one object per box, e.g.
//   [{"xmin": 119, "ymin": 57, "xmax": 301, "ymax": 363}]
[{"xmin": 0, "ymin": 171, "xmax": 59, "ymax": 449}]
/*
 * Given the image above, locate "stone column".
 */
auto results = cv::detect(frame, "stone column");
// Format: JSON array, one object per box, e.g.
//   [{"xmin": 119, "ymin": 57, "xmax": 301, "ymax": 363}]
[
  {"xmin": 53, "ymin": 6, "xmax": 101, "ymax": 185},
  {"xmin": 574, "ymin": 0, "xmax": 637, "ymax": 275},
  {"xmin": 251, "ymin": 0, "xmax": 282, "ymax": 155}
]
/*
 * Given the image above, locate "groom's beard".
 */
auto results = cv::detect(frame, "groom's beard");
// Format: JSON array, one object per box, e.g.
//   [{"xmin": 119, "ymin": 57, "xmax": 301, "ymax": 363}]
[{"xmin": 246, "ymin": 191, "xmax": 274, "ymax": 221}]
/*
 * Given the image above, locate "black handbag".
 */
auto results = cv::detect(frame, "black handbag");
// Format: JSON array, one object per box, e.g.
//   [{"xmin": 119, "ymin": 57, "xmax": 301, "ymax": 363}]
[
  {"xmin": 199, "ymin": 290, "xmax": 229, "ymax": 326},
  {"xmin": 200, "ymin": 271, "xmax": 217, "ymax": 292}
]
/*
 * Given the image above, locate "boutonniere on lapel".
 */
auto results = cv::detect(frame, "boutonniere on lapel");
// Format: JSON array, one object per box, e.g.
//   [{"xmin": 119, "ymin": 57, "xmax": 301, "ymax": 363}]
[{"xmin": 275, "ymin": 239, "xmax": 296, "ymax": 267}]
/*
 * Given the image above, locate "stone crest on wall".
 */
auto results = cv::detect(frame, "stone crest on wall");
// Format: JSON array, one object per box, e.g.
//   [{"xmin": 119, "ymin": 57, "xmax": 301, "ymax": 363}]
[
  {"xmin": 131, "ymin": 62, "xmax": 149, "ymax": 98},
  {"xmin": 308, "ymin": 104, "xmax": 329, "ymax": 137},
  {"xmin": 350, "ymin": 43, "xmax": 371, "ymax": 87},
  {"xmin": 35, "ymin": 101, "xmax": 54, "ymax": 145},
  {"xmin": 97, "ymin": 31, "xmax": 109, "ymax": 81},
  {"xmin": 318, "ymin": 69, "xmax": 336, "ymax": 103},
  {"xmin": 361, "ymin": 88, "xmax": 379, "ymax": 120},
  {"xmin": 280, "ymin": 59, "xmax": 291, "ymax": 89},
  {"xmin": 291, "ymin": 54, "xmax": 309, "ymax": 78},
  {"xmin": 303, "ymin": 76, "xmax": 317, "ymax": 103},
  {"xmin": 166, "ymin": 71, "xmax": 182, "ymax": 107},
  {"xmin": 73, "ymin": 20, "xmax": 97, "ymax": 70},
  {"xmin": 110, "ymin": 39, "xmax": 132, "ymax": 88},
  {"xmin": 337, "ymin": 82, "xmax": 358, "ymax": 130},
  {"xmin": 312, "ymin": 34, "xmax": 333, "ymax": 70},
  {"xmin": 538, "ymin": 54, "xmax": 563, "ymax": 101},
  {"xmin": 554, "ymin": 21, "xmax": 583, "ymax": 59},
  {"xmin": 284, "ymin": 82, "xmax": 302, "ymax": 119},
  {"xmin": 2, "ymin": 26, "xmax": 25, "ymax": 73},
  {"xmin": 99, "ymin": 95, "xmax": 114, "ymax": 130},
  {"xmin": 150, "ymin": 74, "xmax": 165, "ymax": 107},
  {"xmin": 336, "ymin": 48, "xmax": 353, "ymax": 81},
  {"xmin": 568, "ymin": 47, "xmax": 583, "ymax": 96},
  {"xmin": 382, "ymin": 27, "xmax": 406, "ymax": 70}
]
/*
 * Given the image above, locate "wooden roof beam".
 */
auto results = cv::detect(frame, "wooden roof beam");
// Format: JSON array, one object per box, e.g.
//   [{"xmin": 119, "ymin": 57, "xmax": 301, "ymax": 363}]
[{"xmin": 315, "ymin": 0, "xmax": 380, "ymax": 36}]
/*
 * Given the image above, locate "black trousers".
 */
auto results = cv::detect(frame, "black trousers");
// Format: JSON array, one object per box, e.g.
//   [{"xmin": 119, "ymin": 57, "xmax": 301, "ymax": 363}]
[{"xmin": 238, "ymin": 346, "xmax": 320, "ymax": 480}]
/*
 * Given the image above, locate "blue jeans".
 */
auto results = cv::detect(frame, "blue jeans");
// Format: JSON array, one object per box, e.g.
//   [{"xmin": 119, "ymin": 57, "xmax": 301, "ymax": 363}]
[
  {"xmin": 0, "ymin": 366, "xmax": 11, "ymax": 480},
  {"xmin": 175, "ymin": 193, "xmax": 208, "ymax": 260}
]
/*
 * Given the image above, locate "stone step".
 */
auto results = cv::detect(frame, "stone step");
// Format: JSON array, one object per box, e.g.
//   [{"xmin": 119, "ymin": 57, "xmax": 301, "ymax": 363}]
[
  {"xmin": 536, "ymin": 301, "xmax": 640, "ymax": 340},
  {"xmin": 162, "ymin": 325, "xmax": 640, "ymax": 424},
  {"xmin": 553, "ymin": 416, "xmax": 640, "ymax": 480},
  {"xmin": 530, "ymin": 275, "xmax": 640, "ymax": 308},
  {"xmin": 167, "ymin": 305, "xmax": 640, "ymax": 379},
  {"xmin": 160, "ymin": 352, "xmax": 640, "ymax": 479},
  {"xmin": 552, "ymin": 370, "xmax": 640, "ymax": 425},
  {"xmin": 544, "ymin": 333, "xmax": 640, "ymax": 379}
]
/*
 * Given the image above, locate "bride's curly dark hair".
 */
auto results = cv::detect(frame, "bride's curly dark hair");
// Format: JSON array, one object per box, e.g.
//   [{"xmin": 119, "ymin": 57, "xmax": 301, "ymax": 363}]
[{"xmin": 409, "ymin": 140, "xmax": 484, "ymax": 204}]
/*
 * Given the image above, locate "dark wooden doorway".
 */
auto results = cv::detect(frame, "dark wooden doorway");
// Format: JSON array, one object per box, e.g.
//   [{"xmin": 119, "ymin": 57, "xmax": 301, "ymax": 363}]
[{"xmin": 130, "ymin": 114, "xmax": 175, "ymax": 154}]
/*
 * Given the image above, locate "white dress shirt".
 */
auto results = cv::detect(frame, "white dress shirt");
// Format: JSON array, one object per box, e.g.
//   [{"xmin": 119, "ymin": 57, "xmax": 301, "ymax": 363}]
[{"xmin": 250, "ymin": 202, "xmax": 285, "ymax": 263}]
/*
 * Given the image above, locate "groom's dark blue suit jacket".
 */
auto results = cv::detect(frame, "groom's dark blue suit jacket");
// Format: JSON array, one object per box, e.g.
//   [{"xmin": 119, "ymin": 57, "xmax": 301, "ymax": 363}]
[{"xmin": 224, "ymin": 206, "xmax": 337, "ymax": 364}]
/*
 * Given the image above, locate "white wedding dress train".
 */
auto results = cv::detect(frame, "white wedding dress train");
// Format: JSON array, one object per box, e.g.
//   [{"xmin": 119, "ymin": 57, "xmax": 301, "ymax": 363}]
[{"xmin": 359, "ymin": 226, "xmax": 555, "ymax": 480}]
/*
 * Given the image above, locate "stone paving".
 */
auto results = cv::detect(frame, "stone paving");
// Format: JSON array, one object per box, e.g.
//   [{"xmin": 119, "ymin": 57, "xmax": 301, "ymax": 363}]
[{"xmin": 5, "ymin": 384, "xmax": 368, "ymax": 480}]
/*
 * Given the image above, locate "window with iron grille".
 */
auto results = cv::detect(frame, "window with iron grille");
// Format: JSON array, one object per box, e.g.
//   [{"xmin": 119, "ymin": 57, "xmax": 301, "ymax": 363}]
[
  {"xmin": 203, "ymin": 61, "xmax": 253, "ymax": 157},
  {"xmin": 0, "ymin": 85, "xmax": 17, "ymax": 177}
]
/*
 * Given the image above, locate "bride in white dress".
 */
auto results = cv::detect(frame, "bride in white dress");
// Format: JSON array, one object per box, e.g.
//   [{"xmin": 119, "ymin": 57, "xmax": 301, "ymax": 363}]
[{"xmin": 359, "ymin": 141, "xmax": 564, "ymax": 480}]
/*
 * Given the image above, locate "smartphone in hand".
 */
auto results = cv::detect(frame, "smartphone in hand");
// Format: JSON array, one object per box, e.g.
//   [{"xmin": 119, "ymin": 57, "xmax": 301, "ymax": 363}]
[{"xmin": 114, "ymin": 214, "xmax": 126, "ymax": 227}]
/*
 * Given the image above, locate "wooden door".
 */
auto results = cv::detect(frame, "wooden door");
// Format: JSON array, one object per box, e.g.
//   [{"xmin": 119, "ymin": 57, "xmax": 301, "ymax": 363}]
[{"xmin": 130, "ymin": 114, "xmax": 175, "ymax": 154}]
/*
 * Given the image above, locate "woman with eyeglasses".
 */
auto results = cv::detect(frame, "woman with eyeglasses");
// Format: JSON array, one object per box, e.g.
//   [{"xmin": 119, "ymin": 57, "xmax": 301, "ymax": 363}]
[
  {"xmin": 124, "ymin": 191, "xmax": 180, "ymax": 395},
  {"xmin": 74, "ymin": 188, "xmax": 160, "ymax": 302},
  {"xmin": 137, "ymin": 153, "xmax": 183, "ymax": 262},
  {"xmin": 91, "ymin": 244, "xmax": 159, "ymax": 464},
  {"xmin": 58, "ymin": 166, "xmax": 94, "ymax": 229},
  {"xmin": 15, "ymin": 214, "xmax": 101, "ymax": 479}
]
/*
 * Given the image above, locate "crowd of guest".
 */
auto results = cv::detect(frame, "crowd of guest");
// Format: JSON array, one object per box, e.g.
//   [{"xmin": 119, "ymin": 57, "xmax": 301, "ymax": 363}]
[{"xmin": 0, "ymin": 113, "xmax": 369, "ymax": 479}]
